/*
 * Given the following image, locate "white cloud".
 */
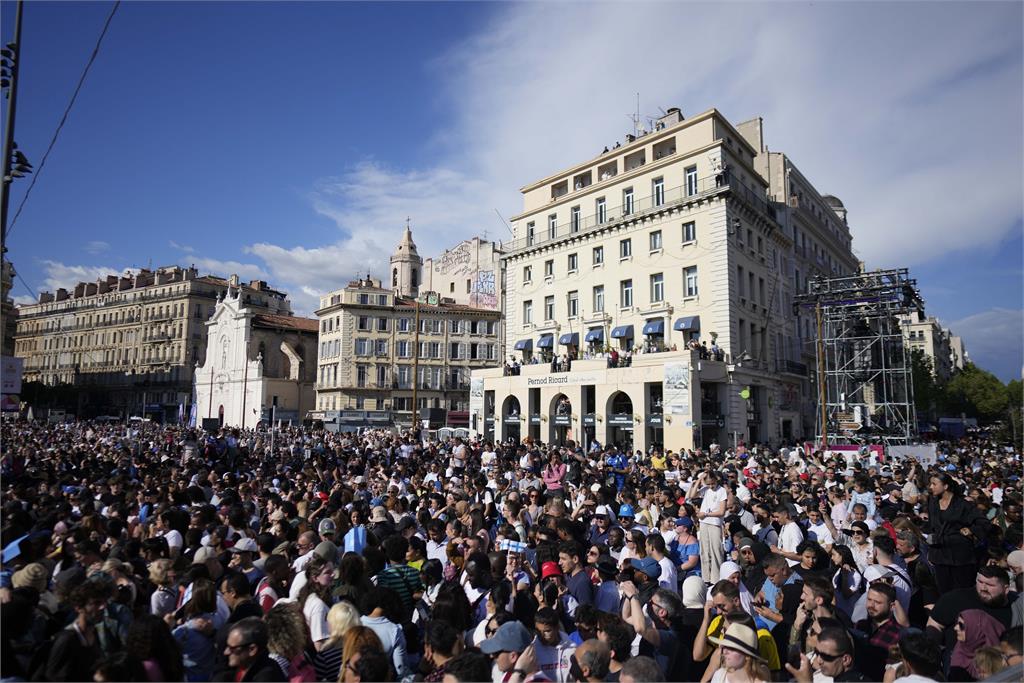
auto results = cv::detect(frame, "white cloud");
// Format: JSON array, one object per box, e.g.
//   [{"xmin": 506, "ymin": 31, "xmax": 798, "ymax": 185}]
[
  {"xmin": 169, "ymin": 240, "xmax": 195, "ymax": 253},
  {"xmin": 187, "ymin": 256, "xmax": 268, "ymax": 283},
  {"xmin": 84, "ymin": 241, "xmax": 110, "ymax": 255},
  {"xmin": 36, "ymin": 259, "xmax": 131, "ymax": 294},
  {"xmin": 244, "ymin": 3, "xmax": 1022, "ymax": 321},
  {"xmin": 947, "ymin": 308, "xmax": 1023, "ymax": 382}
]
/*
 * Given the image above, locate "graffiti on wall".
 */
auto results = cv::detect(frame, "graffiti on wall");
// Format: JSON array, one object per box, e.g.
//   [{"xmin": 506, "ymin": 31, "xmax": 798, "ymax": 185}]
[
  {"xmin": 433, "ymin": 242, "xmax": 474, "ymax": 276},
  {"xmin": 473, "ymin": 270, "xmax": 497, "ymax": 309}
]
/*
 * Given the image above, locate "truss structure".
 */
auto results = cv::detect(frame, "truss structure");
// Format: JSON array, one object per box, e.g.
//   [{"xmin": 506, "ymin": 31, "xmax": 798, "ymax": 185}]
[{"xmin": 794, "ymin": 268, "xmax": 923, "ymax": 447}]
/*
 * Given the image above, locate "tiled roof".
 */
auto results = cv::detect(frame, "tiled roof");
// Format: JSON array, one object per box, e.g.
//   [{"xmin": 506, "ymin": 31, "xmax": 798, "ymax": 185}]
[{"xmin": 252, "ymin": 314, "xmax": 319, "ymax": 332}]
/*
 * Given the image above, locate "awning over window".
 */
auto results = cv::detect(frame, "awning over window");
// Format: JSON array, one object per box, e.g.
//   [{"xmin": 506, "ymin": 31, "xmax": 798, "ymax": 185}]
[
  {"xmin": 610, "ymin": 325, "xmax": 634, "ymax": 339},
  {"xmin": 585, "ymin": 327, "xmax": 604, "ymax": 343},
  {"xmin": 513, "ymin": 339, "xmax": 533, "ymax": 351},
  {"xmin": 673, "ymin": 315, "xmax": 701, "ymax": 332},
  {"xmin": 643, "ymin": 319, "xmax": 665, "ymax": 336},
  {"xmin": 537, "ymin": 334, "xmax": 555, "ymax": 348},
  {"xmin": 558, "ymin": 333, "xmax": 579, "ymax": 346}
]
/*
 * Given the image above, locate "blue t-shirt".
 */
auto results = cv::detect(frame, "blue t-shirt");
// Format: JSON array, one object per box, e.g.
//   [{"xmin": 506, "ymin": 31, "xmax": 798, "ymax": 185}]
[
  {"xmin": 671, "ymin": 540, "xmax": 701, "ymax": 578},
  {"xmin": 606, "ymin": 454, "xmax": 628, "ymax": 489}
]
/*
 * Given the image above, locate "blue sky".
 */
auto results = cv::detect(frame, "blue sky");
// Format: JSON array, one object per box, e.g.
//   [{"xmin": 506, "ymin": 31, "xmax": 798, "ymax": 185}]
[{"xmin": 2, "ymin": 1, "xmax": 1022, "ymax": 382}]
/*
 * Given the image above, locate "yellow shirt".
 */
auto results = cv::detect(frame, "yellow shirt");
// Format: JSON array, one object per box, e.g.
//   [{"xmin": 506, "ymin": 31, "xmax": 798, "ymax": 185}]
[
  {"xmin": 707, "ymin": 615, "xmax": 781, "ymax": 671},
  {"xmin": 651, "ymin": 454, "xmax": 667, "ymax": 471}
]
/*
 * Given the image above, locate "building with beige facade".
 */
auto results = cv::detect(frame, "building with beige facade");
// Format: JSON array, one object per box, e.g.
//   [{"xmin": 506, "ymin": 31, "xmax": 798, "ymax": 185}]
[
  {"xmin": 902, "ymin": 311, "xmax": 962, "ymax": 382},
  {"xmin": 472, "ymin": 107, "xmax": 858, "ymax": 452},
  {"xmin": 421, "ymin": 236, "xmax": 503, "ymax": 311},
  {"xmin": 313, "ymin": 227, "xmax": 502, "ymax": 431},
  {"xmin": 12, "ymin": 265, "xmax": 292, "ymax": 420}
]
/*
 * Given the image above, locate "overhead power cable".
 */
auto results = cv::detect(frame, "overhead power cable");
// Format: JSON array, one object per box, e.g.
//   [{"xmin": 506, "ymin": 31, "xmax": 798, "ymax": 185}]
[{"xmin": 6, "ymin": 0, "xmax": 120, "ymax": 238}]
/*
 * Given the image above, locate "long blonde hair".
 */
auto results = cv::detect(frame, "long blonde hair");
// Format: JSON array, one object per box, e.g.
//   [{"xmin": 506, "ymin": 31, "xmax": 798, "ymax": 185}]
[
  {"xmin": 338, "ymin": 626, "xmax": 383, "ymax": 682},
  {"xmin": 323, "ymin": 601, "xmax": 360, "ymax": 651}
]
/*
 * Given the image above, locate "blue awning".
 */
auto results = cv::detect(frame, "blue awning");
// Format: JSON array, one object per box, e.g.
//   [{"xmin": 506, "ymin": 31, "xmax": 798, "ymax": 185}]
[
  {"xmin": 610, "ymin": 325, "xmax": 634, "ymax": 339},
  {"xmin": 513, "ymin": 339, "xmax": 532, "ymax": 351},
  {"xmin": 585, "ymin": 327, "xmax": 604, "ymax": 343},
  {"xmin": 673, "ymin": 315, "xmax": 701, "ymax": 331},
  {"xmin": 537, "ymin": 333, "xmax": 555, "ymax": 348},
  {"xmin": 643, "ymin": 319, "xmax": 665, "ymax": 336},
  {"xmin": 558, "ymin": 333, "xmax": 579, "ymax": 346}
]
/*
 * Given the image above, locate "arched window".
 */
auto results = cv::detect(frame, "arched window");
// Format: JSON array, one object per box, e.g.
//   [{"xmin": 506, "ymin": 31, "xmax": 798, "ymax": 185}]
[{"xmin": 393, "ymin": 268, "xmax": 398, "ymax": 287}]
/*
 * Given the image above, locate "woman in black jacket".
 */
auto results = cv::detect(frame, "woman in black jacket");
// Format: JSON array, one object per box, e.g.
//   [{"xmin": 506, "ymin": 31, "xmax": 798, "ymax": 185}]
[{"xmin": 924, "ymin": 471, "xmax": 988, "ymax": 593}]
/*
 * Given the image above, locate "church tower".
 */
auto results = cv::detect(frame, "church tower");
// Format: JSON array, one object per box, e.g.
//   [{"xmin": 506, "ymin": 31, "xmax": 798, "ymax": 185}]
[{"xmin": 390, "ymin": 221, "xmax": 423, "ymax": 299}]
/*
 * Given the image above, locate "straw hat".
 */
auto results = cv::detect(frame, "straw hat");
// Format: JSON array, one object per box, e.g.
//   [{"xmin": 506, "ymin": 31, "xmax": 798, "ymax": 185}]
[{"xmin": 709, "ymin": 623, "xmax": 766, "ymax": 663}]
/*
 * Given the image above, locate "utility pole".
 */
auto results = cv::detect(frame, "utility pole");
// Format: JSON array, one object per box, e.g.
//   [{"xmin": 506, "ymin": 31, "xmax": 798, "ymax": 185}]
[
  {"xmin": 411, "ymin": 297, "xmax": 420, "ymax": 435},
  {"xmin": 0, "ymin": 0, "xmax": 24, "ymax": 257}
]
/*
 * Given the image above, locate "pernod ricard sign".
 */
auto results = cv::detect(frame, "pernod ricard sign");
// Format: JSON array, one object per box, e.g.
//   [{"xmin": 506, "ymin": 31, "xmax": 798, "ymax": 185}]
[{"xmin": 526, "ymin": 372, "xmax": 602, "ymax": 387}]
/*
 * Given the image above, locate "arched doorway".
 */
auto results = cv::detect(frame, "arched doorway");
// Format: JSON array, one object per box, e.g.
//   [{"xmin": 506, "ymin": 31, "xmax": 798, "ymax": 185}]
[
  {"xmin": 501, "ymin": 395, "xmax": 522, "ymax": 443},
  {"xmin": 549, "ymin": 393, "xmax": 572, "ymax": 445},
  {"xmin": 605, "ymin": 392, "xmax": 634, "ymax": 452}
]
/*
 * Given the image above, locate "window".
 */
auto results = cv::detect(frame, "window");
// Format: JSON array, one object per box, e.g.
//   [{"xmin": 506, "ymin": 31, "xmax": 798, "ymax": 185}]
[
  {"xmin": 738, "ymin": 266, "xmax": 745, "ymax": 298},
  {"xmin": 571, "ymin": 206, "xmax": 581, "ymax": 232},
  {"xmin": 523, "ymin": 300, "xmax": 533, "ymax": 324},
  {"xmin": 397, "ymin": 340, "xmax": 411, "ymax": 357},
  {"xmin": 650, "ymin": 273, "xmax": 664, "ymax": 303},
  {"xmin": 450, "ymin": 319, "xmax": 461, "ymax": 334},
  {"xmin": 355, "ymin": 338, "xmax": 370, "ymax": 356},
  {"xmin": 623, "ymin": 187, "xmax": 634, "ymax": 215},
  {"xmin": 619, "ymin": 238, "xmax": 632, "ymax": 259},
  {"xmin": 593, "ymin": 285, "xmax": 604, "ymax": 312},
  {"xmin": 749, "ymin": 272, "xmax": 755, "ymax": 304},
  {"xmin": 544, "ymin": 296, "xmax": 555, "ymax": 321},
  {"xmin": 649, "ymin": 230, "xmax": 662, "ymax": 251},
  {"xmin": 523, "ymin": 265, "xmax": 532, "ymax": 283},
  {"xmin": 357, "ymin": 316, "xmax": 369, "ymax": 331},
  {"xmin": 759, "ymin": 277, "xmax": 766, "ymax": 306},
  {"xmin": 450, "ymin": 342, "xmax": 461, "ymax": 359},
  {"xmin": 466, "ymin": 279, "xmax": 472, "ymax": 294},
  {"xmin": 379, "ymin": 294, "xmax": 388, "ymax": 305},
  {"xmin": 548, "ymin": 214, "xmax": 557, "ymax": 240},
  {"xmin": 375, "ymin": 339, "xmax": 388, "ymax": 356},
  {"xmin": 653, "ymin": 177, "xmax": 665, "ymax": 206},
  {"xmin": 357, "ymin": 365, "xmax": 367, "ymax": 388},
  {"xmin": 376, "ymin": 317, "xmax": 388, "ymax": 332},
  {"xmin": 567, "ymin": 253, "xmax": 578, "ymax": 272},
  {"xmin": 593, "ymin": 246, "xmax": 604, "ymax": 266},
  {"xmin": 359, "ymin": 293, "xmax": 369, "ymax": 305},
  {"xmin": 527, "ymin": 221, "xmax": 535, "ymax": 245},
  {"xmin": 596, "ymin": 197, "xmax": 606, "ymax": 223},
  {"xmin": 684, "ymin": 266, "xmax": 699, "ymax": 297},
  {"xmin": 398, "ymin": 317, "xmax": 410, "ymax": 332},
  {"xmin": 568, "ymin": 291, "xmax": 579, "ymax": 317},
  {"xmin": 376, "ymin": 366, "xmax": 387, "ymax": 387},
  {"xmin": 544, "ymin": 260, "xmax": 554, "ymax": 278},
  {"xmin": 620, "ymin": 279, "xmax": 633, "ymax": 308},
  {"xmin": 685, "ymin": 165, "xmax": 698, "ymax": 196},
  {"xmin": 682, "ymin": 221, "xmax": 696, "ymax": 243}
]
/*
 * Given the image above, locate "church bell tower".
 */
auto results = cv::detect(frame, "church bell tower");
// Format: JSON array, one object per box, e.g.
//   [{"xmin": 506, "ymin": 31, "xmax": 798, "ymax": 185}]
[{"xmin": 390, "ymin": 220, "xmax": 423, "ymax": 299}]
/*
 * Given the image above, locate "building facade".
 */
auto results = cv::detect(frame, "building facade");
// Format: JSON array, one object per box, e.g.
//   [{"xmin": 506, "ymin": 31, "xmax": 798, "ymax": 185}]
[
  {"xmin": 902, "ymin": 311, "xmax": 959, "ymax": 382},
  {"xmin": 421, "ymin": 237, "xmax": 504, "ymax": 311},
  {"xmin": 12, "ymin": 265, "xmax": 292, "ymax": 420},
  {"xmin": 472, "ymin": 107, "xmax": 858, "ymax": 452},
  {"xmin": 314, "ymin": 229, "xmax": 503, "ymax": 431},
  {"xmin": 194, "ymin": 281, "xmax": 317, "ymax": 429}
]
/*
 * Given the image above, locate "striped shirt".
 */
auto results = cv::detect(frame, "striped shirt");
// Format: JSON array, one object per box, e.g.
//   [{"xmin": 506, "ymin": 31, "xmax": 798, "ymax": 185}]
[{"xmin": 377, "ymin": 563, "xmax": 423, "ymax": 612}]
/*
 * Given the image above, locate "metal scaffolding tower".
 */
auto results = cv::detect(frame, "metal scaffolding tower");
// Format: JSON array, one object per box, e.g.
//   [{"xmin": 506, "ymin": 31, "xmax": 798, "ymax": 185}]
[{"xmin": 794, "ymin": 268, "xmax": 923, "ymax": 447}]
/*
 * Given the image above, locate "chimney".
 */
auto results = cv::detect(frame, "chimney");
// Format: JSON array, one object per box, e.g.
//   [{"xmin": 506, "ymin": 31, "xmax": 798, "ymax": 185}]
[
  {"xmin": 39, "ymin": 291, "xmax": 54, "ymax": 304},
  {"xmin": 74, "ymin": 282, "xmax": 87, "ymax": 298},
  {"xmin": 118, "ymin": 275, "xmax": 134, "ymax": 291},
  {"xmin": 55, "ymin": 288, "xmax": 69, "ymax": 301},
  {"xmin": 85, "ymin": 282, "xmax": 98, "ymax": 296}
]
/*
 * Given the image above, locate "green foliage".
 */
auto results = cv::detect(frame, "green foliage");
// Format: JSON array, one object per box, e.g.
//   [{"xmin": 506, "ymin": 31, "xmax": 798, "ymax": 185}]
[
  {"xmin": 945, "ymin": 363, "xmax": 1010, "ymax": 423},
  {"xmin": 910, "ymin": 349, "xmax": 939, "ymax": 418}
]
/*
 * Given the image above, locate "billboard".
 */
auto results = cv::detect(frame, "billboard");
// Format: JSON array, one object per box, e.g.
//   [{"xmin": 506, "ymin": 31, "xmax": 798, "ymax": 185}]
[{"xmin": 1, "ymin": 356, "xmax": 23, "ymax": 395}]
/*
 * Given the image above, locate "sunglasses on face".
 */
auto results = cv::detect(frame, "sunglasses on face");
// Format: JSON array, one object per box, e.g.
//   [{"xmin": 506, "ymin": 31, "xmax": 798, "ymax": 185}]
[{"xmin": 813, "ymin": 649, "xmax": 844, "ymax": 662}]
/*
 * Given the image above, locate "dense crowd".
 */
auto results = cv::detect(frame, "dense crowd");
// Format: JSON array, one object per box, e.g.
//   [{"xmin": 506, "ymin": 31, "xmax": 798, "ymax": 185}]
[{"xmin": 0, "ymin": 419, "xmax": 1021, "ymax": 683}]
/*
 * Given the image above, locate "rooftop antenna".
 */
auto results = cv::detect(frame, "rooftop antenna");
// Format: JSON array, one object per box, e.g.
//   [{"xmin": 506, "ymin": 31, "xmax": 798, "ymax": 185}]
[
  {"xmin": 493, "ymin": 208, "xmax": 514, "ymax": 236},
  {"xmin": 627, "ymin": 92, "xmax": 641, "ymax": 137}
]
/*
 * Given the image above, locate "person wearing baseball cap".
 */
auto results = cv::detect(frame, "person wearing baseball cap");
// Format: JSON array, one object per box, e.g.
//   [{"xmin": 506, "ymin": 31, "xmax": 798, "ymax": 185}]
[
  {"xmin": 629, "ymin": 557, "xmax": 662, "ymax": 605},
  {"xmin": 318, "ymin": 518, "xmax": 336, "ymax": 539},
  {"xmin": 479, "ymin": 621, "xmax": 536, "ymax": 680},
  {"xmin": 228, "ymin": 536, "xmax": 263, "ymax": 587}
]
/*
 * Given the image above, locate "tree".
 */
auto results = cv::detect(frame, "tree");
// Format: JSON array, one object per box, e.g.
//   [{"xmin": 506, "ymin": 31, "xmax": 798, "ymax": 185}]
[
  {"xmin": 1004, "ymin": 379, "xmax": 1022, "ymax": 448},
  {"xmin": 909, "ymin": 348, "xmax": 939, "ymax": 420},
  {"xmin": 944, "ymin": 363, "xmax": 1010, "ymax": 424}
]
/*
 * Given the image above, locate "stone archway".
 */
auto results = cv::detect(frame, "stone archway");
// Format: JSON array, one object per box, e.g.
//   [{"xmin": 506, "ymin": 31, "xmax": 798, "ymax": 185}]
[{"xmin": 604, "ymin": 391, "xmax": 634, "ymax": 451}]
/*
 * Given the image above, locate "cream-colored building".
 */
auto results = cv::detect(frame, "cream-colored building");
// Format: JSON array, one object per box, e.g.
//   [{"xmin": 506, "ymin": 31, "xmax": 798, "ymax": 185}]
[
  {"xmin": 194, "ymin": 281, "xmax": 317, "ymax": 429},
  {"xmin": 421, "ymin": 237, "xmax": 504, "ymax": 311},
  {"xmin": 472, "ymin": 107, "xmax": 858, "ymax": 452},
  {"xmin": 902, "ymin": 312, "xmax": 959, "ymax": 382},
  {"xmin": 12, "ymin": 265, "xmax": 292, "ymax": 420},
  {"xmin": 313, "ymin": 228, "xmax": 502, "ymax": 431}
]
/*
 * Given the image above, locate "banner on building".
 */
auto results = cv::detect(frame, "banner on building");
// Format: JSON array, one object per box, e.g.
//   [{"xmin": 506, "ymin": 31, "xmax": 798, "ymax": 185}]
[
  {"xmin": 1, "ymin": 356, "xmax": 23, "ymax": 395},
  {"xmin": 663, "ymin": 361, "xmax": 690, "ymax": 416}
]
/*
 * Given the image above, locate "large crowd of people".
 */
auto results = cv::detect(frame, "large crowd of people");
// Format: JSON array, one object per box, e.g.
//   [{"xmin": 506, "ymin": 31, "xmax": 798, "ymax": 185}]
[{"xmin": 0, "ymin": 418, "xmax": 1021, "ymax": 683}]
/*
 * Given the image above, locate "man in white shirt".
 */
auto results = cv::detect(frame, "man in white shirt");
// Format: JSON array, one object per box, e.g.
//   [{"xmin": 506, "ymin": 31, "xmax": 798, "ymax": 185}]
[
  {"xmin": 646, "ymin": 534, "xmax": 678, "ymax": 590},
  {"xmin": 805, "ymin": 505, "xmax": 834, "ymax": 550},
  {"xmin": 770, "ymin": 505, "xmax": 805, "ymax": 567},
  {"xmin": 690, "ymin": 471, "xmax": 727, "ymax": 583}
]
